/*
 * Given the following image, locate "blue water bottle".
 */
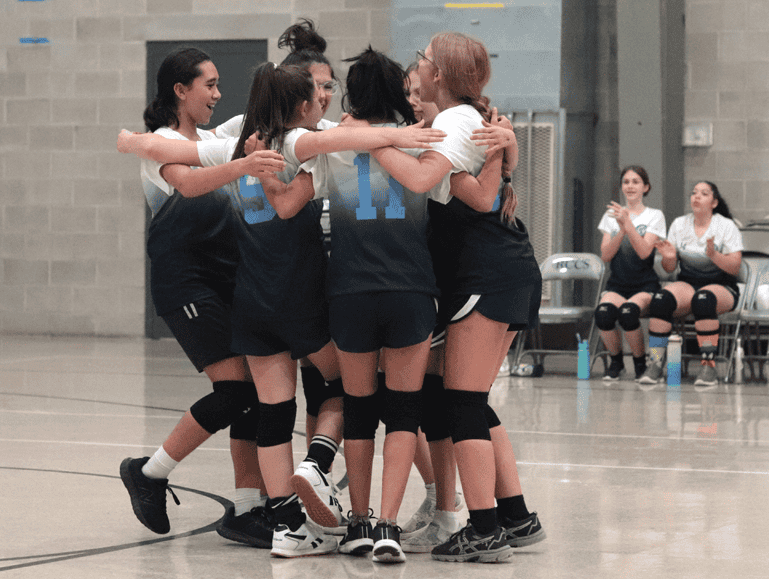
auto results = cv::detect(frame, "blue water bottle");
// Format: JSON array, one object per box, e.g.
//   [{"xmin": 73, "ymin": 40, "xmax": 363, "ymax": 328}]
[
  {"xmin": 667, "ymin": 334, "xmax": 681, "ymax": 386},
  {"xmin": 577, "ymin": 335, "xmax": 590, "ymax": 380}
]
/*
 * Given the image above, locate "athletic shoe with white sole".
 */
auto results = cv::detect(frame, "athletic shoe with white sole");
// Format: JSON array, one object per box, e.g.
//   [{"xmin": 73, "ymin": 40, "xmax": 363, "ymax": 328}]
[
  {"xmin": 637, "ymin": 359, "xmax": 664, "ymax": 386},
  {"xmin": 499, "ymin": 512, "xmax": 546, "ymax": 548},
  {"xmin": 372, "ymin": 521, "xmax": 405, "ymax": 564},
  {"xmin": 401, "ymin": 489, "xmax": 463, "ymax": 538},
  {"xmin": 339, "ymin": 512, "xmax": 375, "ymax": 556},
  {"xmin": 291, "ymin": 460, "xmax": 343, "ymax": 528},
  {"xmin": 431, "ymin": 521, "xmax": 514, "ymax": 563},
  {"xmin": 271, "ymin": 520, "xmax": 338, "ymax": 558},
  {"xmin": 401, "ymin": 510, "xmax": 462, "ymax": 553},
  {"xmin": 694, "ymin": 360, "xmax": 718, "ymax": 391}
]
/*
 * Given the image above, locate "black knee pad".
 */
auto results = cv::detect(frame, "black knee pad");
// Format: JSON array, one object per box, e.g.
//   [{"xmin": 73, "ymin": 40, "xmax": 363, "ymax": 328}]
[
  {"xmin": 594, "ymin": 303, "xmax": 619, "ymax": 331},
  {"xmin": 343, "ymin": 392, "xmax": 380, "ymax": 440},
  {"xmin": 229, "ymin": 386, "xmax": 260, "ymax": 441},
  {"xmin": 382, "ymin": 388, "xmax": 423, "ymax": 435},
  {"xmin": 190, "ymin": 380, "xmax": 254, "ymax": 435},
  {"xmin": 692, "ymin": 289, "xmax": 718, "ymax": 321},
  {"xmin": 484, "ymin": 404, "xmax": 502, "ymax": 429},
  {"xmin": 649, "ymin": 289, "xmax": 677, "ymax": 323},
  {"xmin": 257, "ymin": 398, "xmax": 297, "ymax": 448},
  {"xmin": 618, "ymin": 302, "xmax": 642, "ymax": 332},
  {"xmin": 421, "ymin": 374, "xmax": 450, "ymax": 442},
  {"xmin": 445, "ymin": 389, "xmax": 491, "ymax": 443},
  {"xmin": 300, "ymin": 366, "xmax": 326, "ymax": 418}
]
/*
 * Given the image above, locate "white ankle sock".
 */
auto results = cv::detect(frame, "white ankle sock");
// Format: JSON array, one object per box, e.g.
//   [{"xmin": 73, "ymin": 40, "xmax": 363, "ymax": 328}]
[
  {"xmin": 142, "ymin": 446, "xmax": 178, "ymax": 480},
  {"xmin": 233, "ymin": 488, "xmax": 266, "ymax": 516},
  {"xmin": 425, "ymin": 482, "xmax": 437, "ymax": 502}
]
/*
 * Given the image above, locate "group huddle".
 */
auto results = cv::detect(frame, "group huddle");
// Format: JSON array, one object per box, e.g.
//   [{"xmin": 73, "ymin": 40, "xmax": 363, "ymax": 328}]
[{"xmin": 117, "ymin": 20, "xmax": 545, "ymax": 564}]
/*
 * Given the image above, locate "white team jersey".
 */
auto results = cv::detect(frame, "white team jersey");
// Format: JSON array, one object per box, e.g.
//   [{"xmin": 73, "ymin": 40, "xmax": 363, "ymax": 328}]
[
  {"xmin": 668, "ymin": 213, "xmax": 744, "ymax": 279},
  {"xmin": 598, "ymin": 206, "xmax": 666, "ymax": 240}
]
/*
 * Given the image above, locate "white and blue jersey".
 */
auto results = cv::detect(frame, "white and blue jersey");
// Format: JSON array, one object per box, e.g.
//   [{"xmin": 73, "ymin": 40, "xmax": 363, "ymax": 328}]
[
  {"xmin": 196, "ymin": 129, "xmax": 327, "ymax": 321},
  {"xmin": 141, "ymin": 127, "xmax": 240, "ymax": 316},
  {"xmin": 307, "ymin": 123, "xmax": 438, "ymax": 299}
]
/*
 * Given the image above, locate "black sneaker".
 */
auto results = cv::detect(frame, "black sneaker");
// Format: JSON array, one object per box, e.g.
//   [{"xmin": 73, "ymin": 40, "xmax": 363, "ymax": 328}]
[
  {"xmin": 633, "ymin": 357, "xmax": 647, "ymax": 380},
  {"xmin": 431, "ymin": 521, "xmax": 514, "ymax": 563},
  {"xmin": 216, "ymin": 506, "xmax": 275, "ymax": 548},
  {"xmin": 120, "ymin": 457, "xmax": 179, "ymax": 534},
  {"xmin": 372, "ymin": 520, "xmax": 405, "ymax": 563},
  {"xmin": 602, "ymin": 356, "xmax": 624, "ymax": 381},
  {"xmin": 339, "ymin": 512, "xmax": 374, "ymax": 556},
  {"xmin": 499, "ymin": 512, "xmax": 546, "ymax": 547}
]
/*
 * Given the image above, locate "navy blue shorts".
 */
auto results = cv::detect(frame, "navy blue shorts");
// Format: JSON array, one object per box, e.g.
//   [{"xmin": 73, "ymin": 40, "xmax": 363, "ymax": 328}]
[
  {"xmin": 231, "ymin": 310, "xmax": 332, "ymax": 360},
  {"xmin": 604, "ymin": 280, "xmax": 660, "ymax": 300},
  {"xmin": 329, "ymin": 292, "xmax": 436, "ymax": 353},
  {"xmin": 441, "ymin": 283, "xmax": 541, "ymax": 332},
  {"xmin": 161, "ymin": 295, "xmax": 239, "ymax": 373}
]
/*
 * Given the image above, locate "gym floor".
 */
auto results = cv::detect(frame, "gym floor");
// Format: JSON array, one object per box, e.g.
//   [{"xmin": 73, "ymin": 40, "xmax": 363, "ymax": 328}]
[{"xmin": 2, "ymin": 334, "xmax": 768, "ymax": 578}]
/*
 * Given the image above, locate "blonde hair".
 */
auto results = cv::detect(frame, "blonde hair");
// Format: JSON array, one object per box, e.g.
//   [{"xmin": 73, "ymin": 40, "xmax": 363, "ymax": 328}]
[
  {"xmin": 431, "ymin": 32, "xmax": 517, "ymax": 224},
  {"xmin": 430, "ymin": 32, "xmax": 491, "ymax": 121}
]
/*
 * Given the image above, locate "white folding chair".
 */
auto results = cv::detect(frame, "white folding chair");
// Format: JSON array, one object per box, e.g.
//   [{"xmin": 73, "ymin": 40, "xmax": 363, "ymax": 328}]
[
  {"xmin": 511, "ymin": 253, "xmax": 607, "ymax": 376},
  {"xmin": 736, "ymin": 258, "xmax": 769, "ymax": 381}
]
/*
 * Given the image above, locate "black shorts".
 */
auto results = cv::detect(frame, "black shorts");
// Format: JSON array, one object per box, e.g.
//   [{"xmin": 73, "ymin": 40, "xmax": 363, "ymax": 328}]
[
  {"xmin": 677, "ymin": 278, "xmax": 741, "ymax": 311},
  {"xmin": 161, "ymin": 295, "xmax": 239, "ymax": 373},
  {"xmin": 329, "ymin": 292, "xmax": 436, "ymax": 353},
  {"xmin": 441, "ymin": 284, "xmax": 541, "ymax": 331},
  {"xmin": 604, "ymin": 280, "xmax": 660, "ymax": 300},
  {"xmin": 231, "ymin": 311, "xmax": 332, "ymax": 360}
]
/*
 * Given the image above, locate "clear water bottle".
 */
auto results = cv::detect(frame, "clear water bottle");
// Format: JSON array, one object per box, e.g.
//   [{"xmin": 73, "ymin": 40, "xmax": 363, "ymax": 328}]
[
  {"xmin": 734, "ymin": 337, "xmax": 744, "ymax": 384},
  {"xmin": 667, "ymin": 334, "xmax": 682, "ymax": 386},
  {"xmin": 514, "ymin": 364, "xmax": 535, "ymax": 376}
]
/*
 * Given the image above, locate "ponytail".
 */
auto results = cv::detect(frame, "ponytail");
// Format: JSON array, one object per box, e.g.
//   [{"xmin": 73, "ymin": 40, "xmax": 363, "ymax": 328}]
[
  {"xmin": 232, "ymin": 63, "xmax": 315, "ymax": 160},
  {"xmin": 144, "ymin": 47, "xmax": 211, "ymax": 132},
  {"xmin": 703, "ymin": 181, "xmax": 734, "ymax": 220}
]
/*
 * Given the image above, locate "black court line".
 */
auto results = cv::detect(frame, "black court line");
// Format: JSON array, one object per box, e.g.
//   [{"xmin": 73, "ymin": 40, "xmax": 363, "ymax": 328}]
[{"xmin": 0, "ymin": 467, "xmax": 231, "ymax": 572}]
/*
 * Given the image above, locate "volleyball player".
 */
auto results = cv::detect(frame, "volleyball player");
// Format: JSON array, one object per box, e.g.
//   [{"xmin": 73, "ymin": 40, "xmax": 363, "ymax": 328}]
[{"xmin": 118, "ymin": 47, "xmax": 285, "ymax": 546}]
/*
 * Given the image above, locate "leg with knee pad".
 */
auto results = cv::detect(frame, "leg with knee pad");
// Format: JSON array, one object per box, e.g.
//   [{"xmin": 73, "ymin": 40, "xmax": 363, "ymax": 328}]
[
  {"xmin": 594, "ymin": 303, "xmax": 619, "ymax": 331},
  {"xmin": 692, "ymin": 289, "xmax": 718, "ymax": 321},
  {"xmin": 618, "ymin": 302, "xmax": 642, "ymax": 332},
  {"xmin": 343, "ymin": 392, "xmax": 380, "ymax": 440},
  {"xmin": 257, "ymin": 398, "xmax": 297, "ymax": 447},
  {"xmin": 190, "ymin": 380, "xmax": 255, "ymax": 435},
  {"xmin": 445, "ymin": 389, "xmax": 491, "ymax": 443},
  {"xmin": 300, "ymin": 366, "xmax": 326, "ymax": 418},
  {"xmin": 421, "ymin": 374, "xmax": 450, "ymax": 442},
  {"xmin": 382, "ymin": 388, "xmax": 423, "ymax": 435},
  {"xmin": 229, "ymin": 385, "xmax": 260, "ymax": 441},
  {"xmin": 649, "ymin": 289, "xmax": 677, "ymax": 323},
  {"xmin": 484, "ymin": 404, "xmax": 502, "ymax": 429}
]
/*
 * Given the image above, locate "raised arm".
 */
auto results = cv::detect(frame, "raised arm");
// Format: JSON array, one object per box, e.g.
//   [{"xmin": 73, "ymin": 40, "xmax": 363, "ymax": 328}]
[
  {"xmin": 611, "ymin": 202, "xmax": 658, "ymax": 260},
  {"xmin": 118, "ymin": 130, "xmax": 202, "ymax": 166},
  {"xmin": 654, "ymin": 239, "xmax": 678, "ymax": 273},
  {"xmin": 259, "ymin": 171, "xmax": 316, "ymax": 219},
  {"xmin": 293, "ymin": 121, "xmax": 446, "ymax": 163},
  {"xmin": 370, "ymin": 148, "xmax": 453, "ymax": 194},
  {"xmin": 158, "ymin": 150, "xmax": 285, "ymax": 198},
  {"xmin": 600, "ymin": 220, "xmax": 626, "ymax": 262},
  {"xmin": 706, "ymin": 238, "xmax": 742, "ymax": 277},
  {"xmin": 449, "ymin": 149, "xmax": 503, "ymax": 213}
]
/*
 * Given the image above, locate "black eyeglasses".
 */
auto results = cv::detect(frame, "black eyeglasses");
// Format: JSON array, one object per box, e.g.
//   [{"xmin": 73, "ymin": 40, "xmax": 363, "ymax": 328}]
[
  {"xmin": 316, "ymin": 80, "xmax": 340, "ymax": 95},
  {"xmin": 416, "ymin": 50, "xmax": 436, "ymax": 68}
]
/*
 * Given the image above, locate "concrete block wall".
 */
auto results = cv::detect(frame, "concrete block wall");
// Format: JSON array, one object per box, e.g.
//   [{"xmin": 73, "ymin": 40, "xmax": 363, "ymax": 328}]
[
  {"xmin": 683, "ymin": 0, "xmax": 769, "ymax": 225},
  {"xmin": 1, "ymin": 0, "xmax": 392, "ymax": 336}
]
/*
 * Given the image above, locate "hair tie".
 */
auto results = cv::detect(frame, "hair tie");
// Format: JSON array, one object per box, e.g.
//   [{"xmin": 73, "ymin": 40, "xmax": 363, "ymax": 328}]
[{"xmin": 502, "ymin": 177, "xmax": 512, "ymax": 183}]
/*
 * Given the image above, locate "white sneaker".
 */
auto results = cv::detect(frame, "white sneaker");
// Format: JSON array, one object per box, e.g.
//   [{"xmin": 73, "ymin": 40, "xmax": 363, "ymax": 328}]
[
  {"xmin": 401, "ymin": 490, "xmax": 436, "ymax": 534},
  {"xmin": 401, "ymin": 510, "xmax": 462, "ymax": 553},
  {"xmin": 271, "ymin": 520, "xmax": 338, "ymax": 558},
  {"xmin": 291, "ymin": 460, "xmax": 343, "ymax": 528}
]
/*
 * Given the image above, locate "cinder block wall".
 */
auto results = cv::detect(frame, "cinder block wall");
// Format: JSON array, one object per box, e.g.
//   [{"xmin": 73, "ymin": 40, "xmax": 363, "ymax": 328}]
[
  {"xmin": 1, "ymin": 0, "xmax": 391, "ymax": 336},
  {"xmin": 683, "ymin": 0, "xmax": 769, "ymax": 225}
]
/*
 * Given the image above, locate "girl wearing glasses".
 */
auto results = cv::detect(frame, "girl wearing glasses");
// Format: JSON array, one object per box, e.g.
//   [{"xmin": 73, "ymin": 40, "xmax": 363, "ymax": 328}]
[{"xmin": 364, "ymin": 33, "xmax": 545, "ymax": 563}]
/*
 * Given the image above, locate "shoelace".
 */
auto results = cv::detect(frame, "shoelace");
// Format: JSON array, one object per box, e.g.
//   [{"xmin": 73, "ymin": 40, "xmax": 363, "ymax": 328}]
[{"xmin": 167, "ymin": 485, "xmax": 180, "ymax": 506}]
